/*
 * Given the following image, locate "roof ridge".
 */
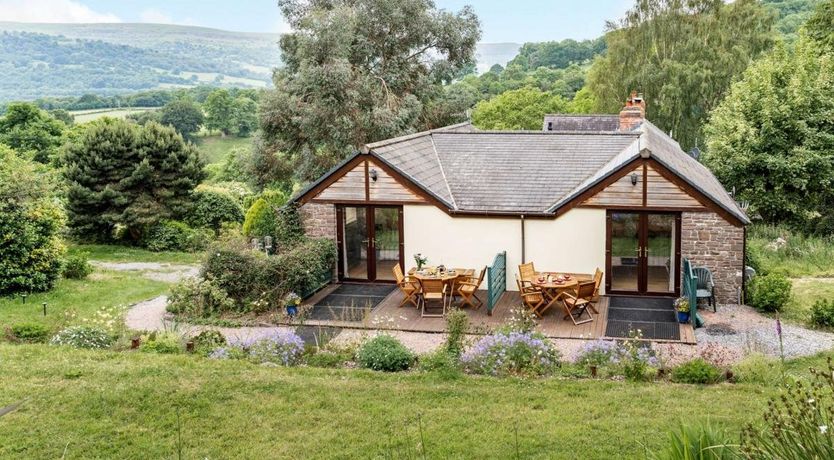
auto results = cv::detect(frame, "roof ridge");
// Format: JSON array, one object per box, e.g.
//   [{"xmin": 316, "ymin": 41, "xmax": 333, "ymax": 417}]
[
  {"xmin": 364, "ymin": 122, "xmax": 472, "ymax": 150},
  {"xmin": 429, "ymin": 135, "xmax": 457, "ymax": 210},
  {"xmin": 543, "ymin": 113, "xmax": 619, "ymax": 118},
  {"xmin": 434, "ymin": 130, "xmax": 639, "ymax": 136}
]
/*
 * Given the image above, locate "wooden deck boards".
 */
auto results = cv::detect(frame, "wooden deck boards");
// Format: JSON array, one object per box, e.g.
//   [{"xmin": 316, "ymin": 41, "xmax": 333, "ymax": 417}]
[{"xmin": 301, "ymin": 286, "xmax": 696, "ymax": 344}]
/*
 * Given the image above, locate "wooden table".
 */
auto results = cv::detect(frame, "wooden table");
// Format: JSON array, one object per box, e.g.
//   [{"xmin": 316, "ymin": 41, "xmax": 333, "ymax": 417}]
[
  {"xmin": 408, "ymin": 267, "xmax": 475, "ymax": 283},
  {"xmin": 530, "ymin": 272, "xmax": 592, "ymax": 317}
]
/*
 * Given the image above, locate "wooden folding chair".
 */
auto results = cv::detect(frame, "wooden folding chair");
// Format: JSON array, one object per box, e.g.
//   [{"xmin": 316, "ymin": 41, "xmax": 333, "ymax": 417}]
[
  {"xmin": 561, "ymin": 280, "xmax": 596, "ymax": 325},
  {"xmin": 419, "ymin": 278, "xmax": 449, "ymax": 318},
  {"xmin": 518, "ymin": 262, "xmax": 537, "ymax": 287},
  {"xmin": 516, "ymin": 276, "xmax": 545, "ymax": 318},
  {"xmin": 589, "ymin": 268, "xmax": 603, "ymax": 314},
  {"xmin": 393, "ymin": 264, "xmax": 420, "ymax": 309},
  {"xmin": 457, "ymin": 267, "xmax": 486, "ymax": 309}
]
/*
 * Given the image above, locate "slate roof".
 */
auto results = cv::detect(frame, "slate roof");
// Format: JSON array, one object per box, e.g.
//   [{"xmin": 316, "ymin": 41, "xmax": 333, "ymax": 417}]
[
  {"xmin": 543, "ymin": 114, "xmax": 620, "ymax": 132},
  {"xmin": 296, "ymin": 120, "xmax": 749, "ymax": 224}
]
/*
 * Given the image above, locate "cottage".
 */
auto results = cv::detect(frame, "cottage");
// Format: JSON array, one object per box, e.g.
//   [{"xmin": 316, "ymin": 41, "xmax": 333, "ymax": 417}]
[{"xmin": 292, "ymin": 93, "xmax": 748, "ymax": 309}]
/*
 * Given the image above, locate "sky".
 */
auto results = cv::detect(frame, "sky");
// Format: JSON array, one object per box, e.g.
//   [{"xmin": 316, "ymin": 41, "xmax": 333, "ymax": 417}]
[{"xmin": 0, "ymin": 0, "xmax": 633, "ymax": 43}]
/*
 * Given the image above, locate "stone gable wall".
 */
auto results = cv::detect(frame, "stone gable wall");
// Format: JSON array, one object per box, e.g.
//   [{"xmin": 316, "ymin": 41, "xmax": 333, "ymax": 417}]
[{"xmin": 681, "ymin": 212, "xmax": 745, "ymax": 305}]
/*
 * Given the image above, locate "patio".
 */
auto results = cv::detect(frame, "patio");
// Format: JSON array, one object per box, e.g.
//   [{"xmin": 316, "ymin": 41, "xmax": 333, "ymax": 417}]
[{"xmin": 302, "ymin": 285, "xmax": 696, "ymax": 344}]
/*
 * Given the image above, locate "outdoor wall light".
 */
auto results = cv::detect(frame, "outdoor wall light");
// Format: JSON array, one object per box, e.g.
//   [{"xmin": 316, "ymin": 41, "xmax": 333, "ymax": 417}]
[
  {"xmin": 631, "ymin": 172, "xmax": 639, "ymax": 186},
  {"xmin": 370, "ymin": 168, "xmax": 378, "ymax": 182}
]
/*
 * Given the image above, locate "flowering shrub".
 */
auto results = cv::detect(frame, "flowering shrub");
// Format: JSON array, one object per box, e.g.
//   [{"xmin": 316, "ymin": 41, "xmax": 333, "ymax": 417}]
[
  {"xmin": 671, "ymin": 358, "xmax": 722, "ymax": 384},
  {"xmin": 620, "ymin": 331, "xmax": 658, "ymax": 381},
  {"xmin": 575, "ymin": 339, "xmax": 621, "ymax": 368},
  {"xmin": 461, "ymin": 331, "xmax": 561, "ymax": 377},
  {"xmin": 50, "ymin": 326, "xmax": 113, "ymax": 349},
  {"xmin": 356, "ymin": 335, "xmax": 414, "ymax": 372},
  {"xmin": 208, "ymin": 331, "xmax": 304, "ymax": 366},
  {"xmin": 81, "ymin": 305, "xmax": 127, "ymax": 336}
]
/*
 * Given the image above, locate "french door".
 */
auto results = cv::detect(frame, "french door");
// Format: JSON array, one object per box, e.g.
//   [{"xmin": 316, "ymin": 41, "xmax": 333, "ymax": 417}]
[
  {"xmin": 606, "ymin": 211, "xmax": 681, "ymax": 296},
  {"xmin": 336, "ymin": 205, "xmax": 403, "ymax": 282}
]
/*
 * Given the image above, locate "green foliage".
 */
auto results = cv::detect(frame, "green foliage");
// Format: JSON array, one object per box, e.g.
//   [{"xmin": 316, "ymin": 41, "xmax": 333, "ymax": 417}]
[
  {"xmin": 209, "ymin": 147, "xmax": 253, "ymax": 183},
  {"xmin": 259, "ymin": 0, "xmax": 481, "ymax": 183},
  {"xmin": 143, "ymin": 220, "xmax": 211, "ymax": 253},
  {"xmin": 763, "ymin": 0, "xmax": 823, "ymax": 42},
  {"xmin": 651, "ymin": 422, "xmax": 737, "ymax": 460},
  {"xmin": 507, "ymin": 38, "xmax": 605, "ymax": 71},
  {"xmin": 159, "ymin": 97, "xmax": 204, "ymax": 137},
  {"xmin": 747, "ymin": 224, "xmax": 834, "ymax": 277},
  {"xmin": 356, "ymin": 335, "xmax": 415, "ymax": 372},
  {"xmin": 671, "ymin": 359, "xmax": 722, "ymax": 385},
  {"xmin": 63, "ymin": 118, "xmax": 205, "ymax": 242},
  {"xmin": 461, "ymin": 331, "xmax": 562, "ymax": 377},
  {"xmin": 589, "ymin": 0, "xmax": 775, "ymax": 151},
  {"xmin": 749, "ymin": 273, "xmax": 792, "ymax": 312},
  {"xmin": 139, "ymin": 332, "xmax": 183, "ymax": 354},
  {"xmin": 0, "ymin": 146, "xmax": 66, "ymax": 295},
  {"xmin": 166, "ymin": 278, "xmax": 236, "ymax": 317},
  {"xmin": 191, "ymin": 330, "xmax": 227, "ymax": 356},
  {"xmin": 811, "ymin": 299, "xmax": 834, "ymax": 327},
  {"xmin": 187, "ymin": 188, "xmax": 244, "ymax": 233},
  {"xmin": 0, "ymin": 102, "xmax": 65, "ymax": 163},
  {"xmin": 445, "ymin": 308, "xmax": 469, "ymax": 358},
  {"xmin": 62, "ymin": 253, "xmax": 93, "ymax": 280},
  {"xmin": 742, "ymin": 359, "xmax": 834, "ymax": 458},
  {"xmin": 204, "ymin": 89, "xmax": 235, "ymax": 135},
  {"xmin": 50, "ymin": 325, "xmax": 113, "ymax": 349},
  {"xmin": 704, "ymin": 36, "xmax": 834, "ymax": 227},
  {"xmin": 804, "ymin": 0, "xmax": 834, "ymax": 52},
  {"xmin": 232, "ymin": 96, "xmax": 258, "ymax": 137},
  {"xmin": 305, "ymin": 346, "xmax": 354, "ymax": 368},
  {"xmin": 242, "ymin": 191, "xmax": 299, "ymax": 246},
  {"xmin": 242, "ymin": 199, "xmax": 276, "ymax": 239},
  {"xmin": 10, "ymin": 323, "xmax": 51, "ymax": 343},
  {"xmin": 732, "ymin": 353, "xmax": 782, "ymax": 385},
  {"xmin": 471, "ymin": 87, "xmax": 567, "ymax": 130},
  {"xmin": 417, "ymin": 349, "xmax": 463, "ymax": 379}
]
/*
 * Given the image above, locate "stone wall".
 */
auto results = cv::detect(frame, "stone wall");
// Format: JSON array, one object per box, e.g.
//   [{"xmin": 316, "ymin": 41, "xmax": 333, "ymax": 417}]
[
  {"xmin": 299, "ymin": 202, "xmax": 336, "ymax": 241},
  {"xmin": 680, "ymin": 212, "xmax": 745, "ymax": 305}
]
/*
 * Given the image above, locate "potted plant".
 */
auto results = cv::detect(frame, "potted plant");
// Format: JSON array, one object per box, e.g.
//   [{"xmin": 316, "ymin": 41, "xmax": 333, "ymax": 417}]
[
  {"xmin": 285, "ymin": 292, "xmax": 301, "ymax": 317},
  {"xmin": 675, "ymin": 297, "xmax": 690, "ymax": 323},
  {"xmin": 414, "ymin": 253, "xmax": 428, "ymax": 271}
]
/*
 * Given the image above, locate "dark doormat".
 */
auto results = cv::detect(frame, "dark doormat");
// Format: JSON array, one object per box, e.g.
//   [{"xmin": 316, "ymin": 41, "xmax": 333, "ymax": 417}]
[
  {"xmin": 294, "ymin": 325, "xmax": 342, "ymax": 347},
  {"xmin": 605, "ymin": 296, "xmax": 680, "ymax": 341},
  {"xmin": 307, "ymin": 283, "xmax": 395, "ymax": 322}
]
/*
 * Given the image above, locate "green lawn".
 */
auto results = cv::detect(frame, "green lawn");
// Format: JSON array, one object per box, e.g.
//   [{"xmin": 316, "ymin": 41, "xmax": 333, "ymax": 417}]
[
  {"xmin": 3, "ymin": 344, "xmax": 824, "ymax": 459},
  {"xmin": 195, "ymin": 134, "xmax": 251, "ymax": 164},
  {"xmin": 785, "ymin": 277, "xmax": 834, "ymax": 324},
  {"xmin": 69, "ymin": 244, "xmax": 202, "ymax": 265}
]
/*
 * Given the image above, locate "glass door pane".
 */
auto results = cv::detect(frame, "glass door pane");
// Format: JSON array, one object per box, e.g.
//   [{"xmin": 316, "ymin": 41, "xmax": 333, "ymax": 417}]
[
  {"xmin": 610, "ymin": 212, "xmax": 641, "ymax": 292},
  {"xmin": 342, "ymin": 207, "xmax": 368, "ymax": 279},
  {"xmin": 373, "ymin": 207, "xmax": 400, "ymax": 281},
  {"xmin": 646, "ymin": 214, "xmax": 676, "ymax": 293}
]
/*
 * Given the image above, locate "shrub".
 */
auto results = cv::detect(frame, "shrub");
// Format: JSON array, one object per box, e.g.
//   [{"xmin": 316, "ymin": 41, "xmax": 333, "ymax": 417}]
[
  {"xmin": 461, "ymin": 331, "xmax": 561, "ymax": 377},
  {"xmin": 418, "ymin": 349, "xmax": 462, "ymax": 379},
  {"xmin": 10, "ymin": 323, "xmax": 51, "ymax": 343},
  {"xmin": 51, "ymin": 326, "xmax": 113, "ymax": 349},
  {"xmin": 652, "ymin": 423, "xmax": 738, "ymax": 460},
  {"xmin": 243, "ymin": 198, "xmax": 277, "ymax": 238},
  {"xmin": 191, "ymin": 330, "xmax": 227, "ymax": 356},
  {"xmin": 671, "ymin": 358, "xmax": 722, "ymax": 384},
  {"xmin": 742, "ymin": 358, "xmax": 834, "ymax": 458},
  {"xmin": 356, "ymin": 335, "xmax": 415, "ymax": 372},
  {"xmin": 618, "ymin": 331, "xmax": 658, "ymax": 382},
  {"xmin": 445, "ymin": 308, "xmax": 469, "ymax": 357},
  {"xmin": 62, "ymin": 253, "xmax": 93, "ymax": 279},
  {"xmin": 575, "ymin": 339, "xmax": 622, "ymax": 368},
  {"xmin": 732, "ymin": 353, "xmax": 782, "ymax": 385},
  {"xmin": 811, "ymin": 299, "xmax": 834, "ymax": 327},
  {"xmin": 187, "ymin": 188, "xmax": 244, "ymax": 233},
  {"xmin": 167, "ymin": 278, "xmax": 236, "ymax": 317},
  {"xmin": 139, "ymin": 332, "xmax": 183, "ymax": 354},
  {"xmin": 144, "ymin": 220, "xmax": 212, "ymax": 252},
  {"xmin": 306, "ymin": 348, "xmax": 352, "ymax": 368},
  {"xmin": 248, "ymin": 331, "xmax": 305, "ymax": 365},
  {"xmin": 748, "ymin": 273, "xmax": 792, "ymax": 312}
]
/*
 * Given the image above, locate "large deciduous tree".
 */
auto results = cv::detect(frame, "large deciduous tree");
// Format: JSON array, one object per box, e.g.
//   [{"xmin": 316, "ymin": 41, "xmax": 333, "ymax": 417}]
[
  {"xmin": 0, "ymin": 102, "xmax": 66, "ymax": 163},
  {"xmin": 204, "ymin": 89, "xmax": 235, "ymax": 136},
  {"xmin": 703, "ymin": 36, "xmax": 834, "ymax": 229},
  {"xmin": 806, "ymin": 0, "xmax": 834, "ymax": 53},
  {"xmin": 159, "ymin": 97, "xmax": 204, "ymax": 138},
  {"xmin": 471, "ymin": 87, "xmax": 567, "ymax": 130},
  {"xmin": 63, "ymin": 119, "xmax": 204, "ymax": 242},
  {"xmin": 587, "ymin": 0, "xmax": 775, "ymax": 150},
  {"xmin": 257, "ymin": 0, "xmax": 481, "ymax": 185}
]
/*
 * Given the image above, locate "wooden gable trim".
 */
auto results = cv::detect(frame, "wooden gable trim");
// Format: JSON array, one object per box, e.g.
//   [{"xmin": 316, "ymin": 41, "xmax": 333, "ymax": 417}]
[
  {"xmin": 553, "ymin": 156, "xmax": 644, "ymax": 218},
  {"xmin": 295, "ymin": 154, "xmax": 367, "ymax": 205},
  {"xmin": 366, "ymin": 153, "xmax": 452, "ymax": 210}
]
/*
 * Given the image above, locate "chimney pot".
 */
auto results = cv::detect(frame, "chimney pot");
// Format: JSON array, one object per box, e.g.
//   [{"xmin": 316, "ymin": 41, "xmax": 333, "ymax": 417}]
[{"xmin": 619, "ymin": 90, "xmax": 646, "ymax": 131}]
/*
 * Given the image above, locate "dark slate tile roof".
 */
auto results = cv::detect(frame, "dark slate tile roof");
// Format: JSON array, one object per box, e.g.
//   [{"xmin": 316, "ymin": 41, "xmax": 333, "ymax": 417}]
[{"xmin": 543, "ymin": 114, "xmax": 620, "ymax": 132}]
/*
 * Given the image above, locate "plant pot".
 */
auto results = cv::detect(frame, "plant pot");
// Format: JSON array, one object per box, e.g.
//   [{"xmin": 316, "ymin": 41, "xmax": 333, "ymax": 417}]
[
  {"xmin": 590, "ymin": 365, "xmax": 598, "ymax": 378},
  {"xmin": 186, "ymin": 341, "xmax": 195, "ymax": 353},
  {"xmin": 677, "ymin": 311, "xmax": 690, "ymax": 323},
  {"xmin": 130, "ymin": 337, "xmax": 141, "ymax": 349},
  {"xmin": 286, "ymin": 304, "xmax": 298, "ymax": 317}
]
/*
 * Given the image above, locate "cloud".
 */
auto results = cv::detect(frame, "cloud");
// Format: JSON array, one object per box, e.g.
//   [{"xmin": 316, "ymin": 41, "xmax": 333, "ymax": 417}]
[
  {"xmin": 0, "ymin": 0, "xmax": 121, "ymax": 23},
  {"xmin": 274, "ymin": 17, "xmax": 293, "ymax": 34},
  {"xmin": 139, "ymin": 8, "xmax": 173, "ymax": 24}
]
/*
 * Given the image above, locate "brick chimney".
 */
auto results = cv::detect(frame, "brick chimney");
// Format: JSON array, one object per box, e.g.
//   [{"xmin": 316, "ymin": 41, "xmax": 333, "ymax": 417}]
[{"xmin": 619, "ymin": 90, "xmax": 645, "ymax": 131}]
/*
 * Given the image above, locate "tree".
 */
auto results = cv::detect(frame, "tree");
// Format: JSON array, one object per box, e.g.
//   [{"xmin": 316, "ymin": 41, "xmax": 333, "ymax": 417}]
[
  {"xmin": 231, "ymin": 96, "xmax": 257, "ymax": 137},
  {"xmin": 0, "ymin": 102, "xmax": 65, "ymax": 163},
  {"xmin": 159, "ymin": 97, "xmax": 204, "ymax": 137},
  {"xmin": 0, "ymin": 145, "xmax": 65, "ymax": 294},
  {"xmin": 806, "ymin": 0, "xmax": 834, "ymax": 53},
  {"xmin": 204, "ymin": 89, "xmax": 235, "ymax": 135},
  {"xmin": 258, "ymin": 0, "xmax": 481, "ymax": 185},
  {"xmin": 566, "ymin": 87, "xmax": 597, "ymax": 114},
  {"xmin": 703, "ymin": 37, "xmax": 834, "ymax": 229},
  {"xmin": 507, "ymin": 37, "xmax": 606, "ymax": 70},
  {"xmin": 587, "ymin": 0, "xmax": 775, "ymax": 151},
  {"xmin": 63, "ymin": 118, "xmax": 205, "ymax": 242},
  {"xmin": 471, "ymin": 87, "xmax": 567, "ymax": 130}
]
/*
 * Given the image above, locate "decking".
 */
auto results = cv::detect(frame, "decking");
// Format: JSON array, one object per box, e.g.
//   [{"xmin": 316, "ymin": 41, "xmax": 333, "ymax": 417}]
[{"xmin": 302, "ymin": 285, "xmax": 696, "ymax": 344}]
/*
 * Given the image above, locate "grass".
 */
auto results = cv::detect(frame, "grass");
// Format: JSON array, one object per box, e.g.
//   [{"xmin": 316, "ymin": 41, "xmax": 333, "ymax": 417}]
[
  {"xmin": 70, "ymin": 107, "xmax": 157, "ymax": 123},
  {"xmin": 4, "ymin": 345, "xmax": 829, "ymax": 459},
  {"xmin": 0, "ymin": 271, "xmax": 169, "ymax": 329},
  {"xmin": 785, "ymin": 277, "xmax": 834, "ymax": 324},
  {"xmin": 69, "ymin": 244, "xmax": 202, "ymax": 265},
  {"xmin": 195, "ymin": 134, "xmax": 251, "ymax": 164}
]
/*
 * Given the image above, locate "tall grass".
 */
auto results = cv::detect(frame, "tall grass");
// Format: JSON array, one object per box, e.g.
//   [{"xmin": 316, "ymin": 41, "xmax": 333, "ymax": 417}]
[{"xmin": 748, "ymin": 224, "xmax": 834, "ymax": 277}]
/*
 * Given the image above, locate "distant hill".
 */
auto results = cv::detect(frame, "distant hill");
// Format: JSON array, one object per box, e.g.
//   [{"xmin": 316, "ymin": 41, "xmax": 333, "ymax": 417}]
[
  {"xmin": 0, "ymin": 22, "xmax": 521, "ymax": 102},
  {"xmin": 761, "ymin": 0, "xmax": 822, "ymax": 41}
]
